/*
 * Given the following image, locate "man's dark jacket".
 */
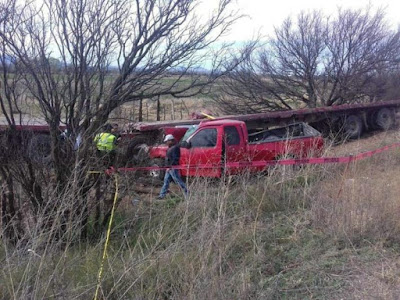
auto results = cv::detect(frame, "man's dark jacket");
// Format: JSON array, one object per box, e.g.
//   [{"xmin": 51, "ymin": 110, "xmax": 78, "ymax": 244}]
[{"xmin": 165, "ymin": 144, "xmax": 180, "ymax": 166}]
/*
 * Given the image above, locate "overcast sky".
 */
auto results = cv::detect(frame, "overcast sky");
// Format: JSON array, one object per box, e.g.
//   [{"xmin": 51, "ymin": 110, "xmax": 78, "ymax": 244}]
[{"xmin": 219, "ymin": 0, "xmax": 400, "ymax": 42}]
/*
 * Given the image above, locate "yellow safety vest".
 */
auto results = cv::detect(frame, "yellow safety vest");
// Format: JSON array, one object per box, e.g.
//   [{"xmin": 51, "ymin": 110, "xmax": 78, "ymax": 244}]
[{"xmin": 94, "ymin": 133, "xmax": 117, "ymax": 152}]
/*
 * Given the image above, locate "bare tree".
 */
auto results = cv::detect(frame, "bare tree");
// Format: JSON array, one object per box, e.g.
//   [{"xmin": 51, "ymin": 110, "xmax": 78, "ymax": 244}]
[
  {"xmin": 322, "ymin": 8, "xmax": 400, "ymax": 105},
  {"xmin": 0, "ymin": 0, "xmax": 29, "ymax": 242},
  {"xmin": 0, "ymin": 0, "xmax": 245, "ymax": 242},
  {"xmin": 217, "ymin": 7, "xmax": 400, "ymax": 113},
  {"xmin": 1, "ymin": 0, "xmax": 242, "ymax": 158}
]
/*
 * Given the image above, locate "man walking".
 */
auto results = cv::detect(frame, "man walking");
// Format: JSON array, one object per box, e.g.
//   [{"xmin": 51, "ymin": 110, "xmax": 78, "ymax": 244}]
[{"xmin": 158, "ymin": 134, "xmax": 188, "ymax": 199}]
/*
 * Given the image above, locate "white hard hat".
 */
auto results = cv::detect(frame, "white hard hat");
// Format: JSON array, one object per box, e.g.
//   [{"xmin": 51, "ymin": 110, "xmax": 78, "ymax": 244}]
[{"xmin": 163, "ymin": 134, "xmax": 175, "ymax": 142}]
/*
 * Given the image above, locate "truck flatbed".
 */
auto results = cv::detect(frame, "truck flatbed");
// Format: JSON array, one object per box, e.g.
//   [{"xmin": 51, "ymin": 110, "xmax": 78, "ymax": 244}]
[{"xmin": 132, "ymin": 99, "xmax": 400, "ymax": 133}]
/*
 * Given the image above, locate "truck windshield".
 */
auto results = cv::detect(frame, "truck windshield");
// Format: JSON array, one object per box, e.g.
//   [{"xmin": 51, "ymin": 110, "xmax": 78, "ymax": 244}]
[{"xmin": 181, "ymin": 125, "xmax": 198, "ymax": 142}]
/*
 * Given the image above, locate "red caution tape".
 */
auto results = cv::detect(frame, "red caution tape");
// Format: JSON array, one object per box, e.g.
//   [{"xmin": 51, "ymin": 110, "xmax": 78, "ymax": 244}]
[{"xmin": 107, "ymin": 142, "xmax": 400, "ymax": 174}]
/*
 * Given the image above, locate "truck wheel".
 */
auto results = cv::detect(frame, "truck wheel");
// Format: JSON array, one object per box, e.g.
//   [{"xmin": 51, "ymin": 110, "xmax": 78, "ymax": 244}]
[
  {"xmin": 149, "ymin": 158, "xmax": 165, "ymax": 181},
  {"xmin": 27, "ymin": 134, "xmax": 52, "ymax": 165},
  {"xmin": 125, "ymin": 136, "xmax": 150, "ymax": 165},
  {"xmin": 375, "ymin": 108, "xmax": 395, "ymax": 130},
  {"xmin": 343, "ymin": 115, "xmax": 363, "ymax": 139}
]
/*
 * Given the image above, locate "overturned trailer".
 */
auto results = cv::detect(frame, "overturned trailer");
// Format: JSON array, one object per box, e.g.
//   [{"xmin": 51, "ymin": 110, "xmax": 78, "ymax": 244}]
[
  {"xmin": 129, "ymin": 99, "xmax": 400, "ymax": 140},
  {"xmin": 1, "ymin": 99, "xmax": 400, "ymax": 164}
]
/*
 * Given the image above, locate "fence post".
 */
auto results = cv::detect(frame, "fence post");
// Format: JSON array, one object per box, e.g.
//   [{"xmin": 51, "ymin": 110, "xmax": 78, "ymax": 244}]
[{"xmin": 156, "ymin": 96, "xmax": 161, "ymax": 121}]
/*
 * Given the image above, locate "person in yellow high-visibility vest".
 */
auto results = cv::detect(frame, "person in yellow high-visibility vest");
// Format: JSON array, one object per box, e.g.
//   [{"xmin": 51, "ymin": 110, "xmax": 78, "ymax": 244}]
[{"xmin": 94, "ymin": 124, "xmax": 117, "ymax": 166}]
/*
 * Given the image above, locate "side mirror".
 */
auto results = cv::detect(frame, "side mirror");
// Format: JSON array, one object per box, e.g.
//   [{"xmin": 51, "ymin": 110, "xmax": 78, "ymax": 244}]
[{"xmin": 180, "ymin": 141, "xmax": 191, "ymax": 149}]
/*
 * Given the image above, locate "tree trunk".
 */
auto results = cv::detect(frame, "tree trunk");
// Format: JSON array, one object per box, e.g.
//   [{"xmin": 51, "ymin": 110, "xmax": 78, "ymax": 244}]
[{"xmin": 0, "ymin": 169, "xmax": 23, "ymax": 244}]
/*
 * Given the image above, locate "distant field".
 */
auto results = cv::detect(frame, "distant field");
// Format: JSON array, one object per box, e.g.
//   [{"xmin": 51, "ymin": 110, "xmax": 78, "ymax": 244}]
[
  {"xmin": 110, "ymin": 96, "xmax": 218, "ymax": 124},
  {"xmin": 0, "ymin": 96, "xmax": 215, "ymax": 126},
  {"xmin": 0, "ymin": 74, "xmax": 220, "ymax": 125}
]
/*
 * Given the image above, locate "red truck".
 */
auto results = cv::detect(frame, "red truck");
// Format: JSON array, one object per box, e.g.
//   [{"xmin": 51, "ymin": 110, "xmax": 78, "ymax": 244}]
[{"xmin": 148, "ymin": 120, "xmax": 324, "ymax": 178}]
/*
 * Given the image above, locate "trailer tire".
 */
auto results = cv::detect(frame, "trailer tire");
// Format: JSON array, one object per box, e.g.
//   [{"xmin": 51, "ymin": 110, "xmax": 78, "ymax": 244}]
[
  {"xmin": 27, "ymin": 134, "xmax": 52, "ymax": 165},
  {"xmin": 343, "ymin": 115, "xmax": 363, "ymax": 139},
  {"xmin": 149, "ymin": 158, "xmax": 165, "ymax": 181},
  {"xmin": 375, "ymin": 108, "xmax": 395, "ymax": 130},
  {"xmin": 124, "ymin": 136, "xmax": 150, "ymax": 165}
]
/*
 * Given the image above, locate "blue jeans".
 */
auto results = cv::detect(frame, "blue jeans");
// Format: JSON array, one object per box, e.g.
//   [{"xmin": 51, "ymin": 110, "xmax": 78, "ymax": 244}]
[{"xmin": 159, "ymin": 169, "xmax": 188, "ymax": 198}]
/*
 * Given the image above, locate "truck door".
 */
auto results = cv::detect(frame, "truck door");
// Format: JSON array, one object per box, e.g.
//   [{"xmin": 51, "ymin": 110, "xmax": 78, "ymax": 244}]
[
  {"xmin": 223, "ymin": 125, "xmax": 245, "ymax": 175},
  {"xmin": 180, "ymin": 127, "xmax": 222, "ymax": 177}
]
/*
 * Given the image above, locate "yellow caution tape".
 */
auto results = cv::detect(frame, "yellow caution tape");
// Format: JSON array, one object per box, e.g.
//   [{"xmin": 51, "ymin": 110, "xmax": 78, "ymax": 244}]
[
  {"xmin": 201, "ymin": 112, "xmax": 215, "ymax": 120},
  {"xmin": 93, "ymin": 174, "xmax": 119, "ymax": 300}
]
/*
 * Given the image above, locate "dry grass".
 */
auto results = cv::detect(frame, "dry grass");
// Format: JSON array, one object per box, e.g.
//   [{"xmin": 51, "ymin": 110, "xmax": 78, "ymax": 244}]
[
  {"xmin": 312, "ymin": 151, "xmax": 400, "ymax": 245},
  {"xmin": 2, "ymin": 132, "xmax": 400, "ymax": 299}
]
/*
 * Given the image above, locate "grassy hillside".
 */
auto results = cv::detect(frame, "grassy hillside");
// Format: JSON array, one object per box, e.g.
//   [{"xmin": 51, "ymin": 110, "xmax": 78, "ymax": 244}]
[{"xmin": 1, "ymin": 131, "xmax": 400, "ymax": 299}]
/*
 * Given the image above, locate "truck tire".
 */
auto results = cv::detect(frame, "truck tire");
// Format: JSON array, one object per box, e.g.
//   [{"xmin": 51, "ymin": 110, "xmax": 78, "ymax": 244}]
[
  {"xmin": 149, "ymin": 158, "xmax": 165, "ymax": 181},
  {"xmin": 124, "ymin": 136, "xmax": 150, "ymax": 165},
  {"xmin": 27, "ymin": 134, "xmax": 52, "ymax": 165},
  {"xmin": 375, "ymin": 108, "xmax": 395, "ymax": 130},
  {"xmin": 343, "ymin": 115, "xmax": 363, "ymax": 139}
]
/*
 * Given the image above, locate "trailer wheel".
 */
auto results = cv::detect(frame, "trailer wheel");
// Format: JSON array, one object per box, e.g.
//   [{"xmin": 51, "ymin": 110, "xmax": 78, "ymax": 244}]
[
  {"xmin": 149, "ymin": 158, "xmax": 165, "ymax": 181},
  {"xmin": 343, "ymin": 115, "xmax": 363, "ymax": 139},
  {"xmin": 124, "ymin": 136, "xmax": 150, "ymax": 165},
  {"xmin": 27, "ymin": 134, "xmax": 52, "ymax": 165},
  {"xmin": 375, "ymin": 108, "xmax": 395, "ymax": 130}
]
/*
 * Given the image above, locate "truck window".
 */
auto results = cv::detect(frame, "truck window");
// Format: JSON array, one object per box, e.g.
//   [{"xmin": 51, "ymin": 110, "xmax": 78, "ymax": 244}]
[
  {"xmin": 224, "ymin": 126, "xmax": 240, "ymax": 145},
  {"xmin": 181, "ymin": 125, "xmax": 198, "ymax": 142},
  {"xmin": 190, "ymin": 128, "xmax": 217, "ymax": 148}
]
